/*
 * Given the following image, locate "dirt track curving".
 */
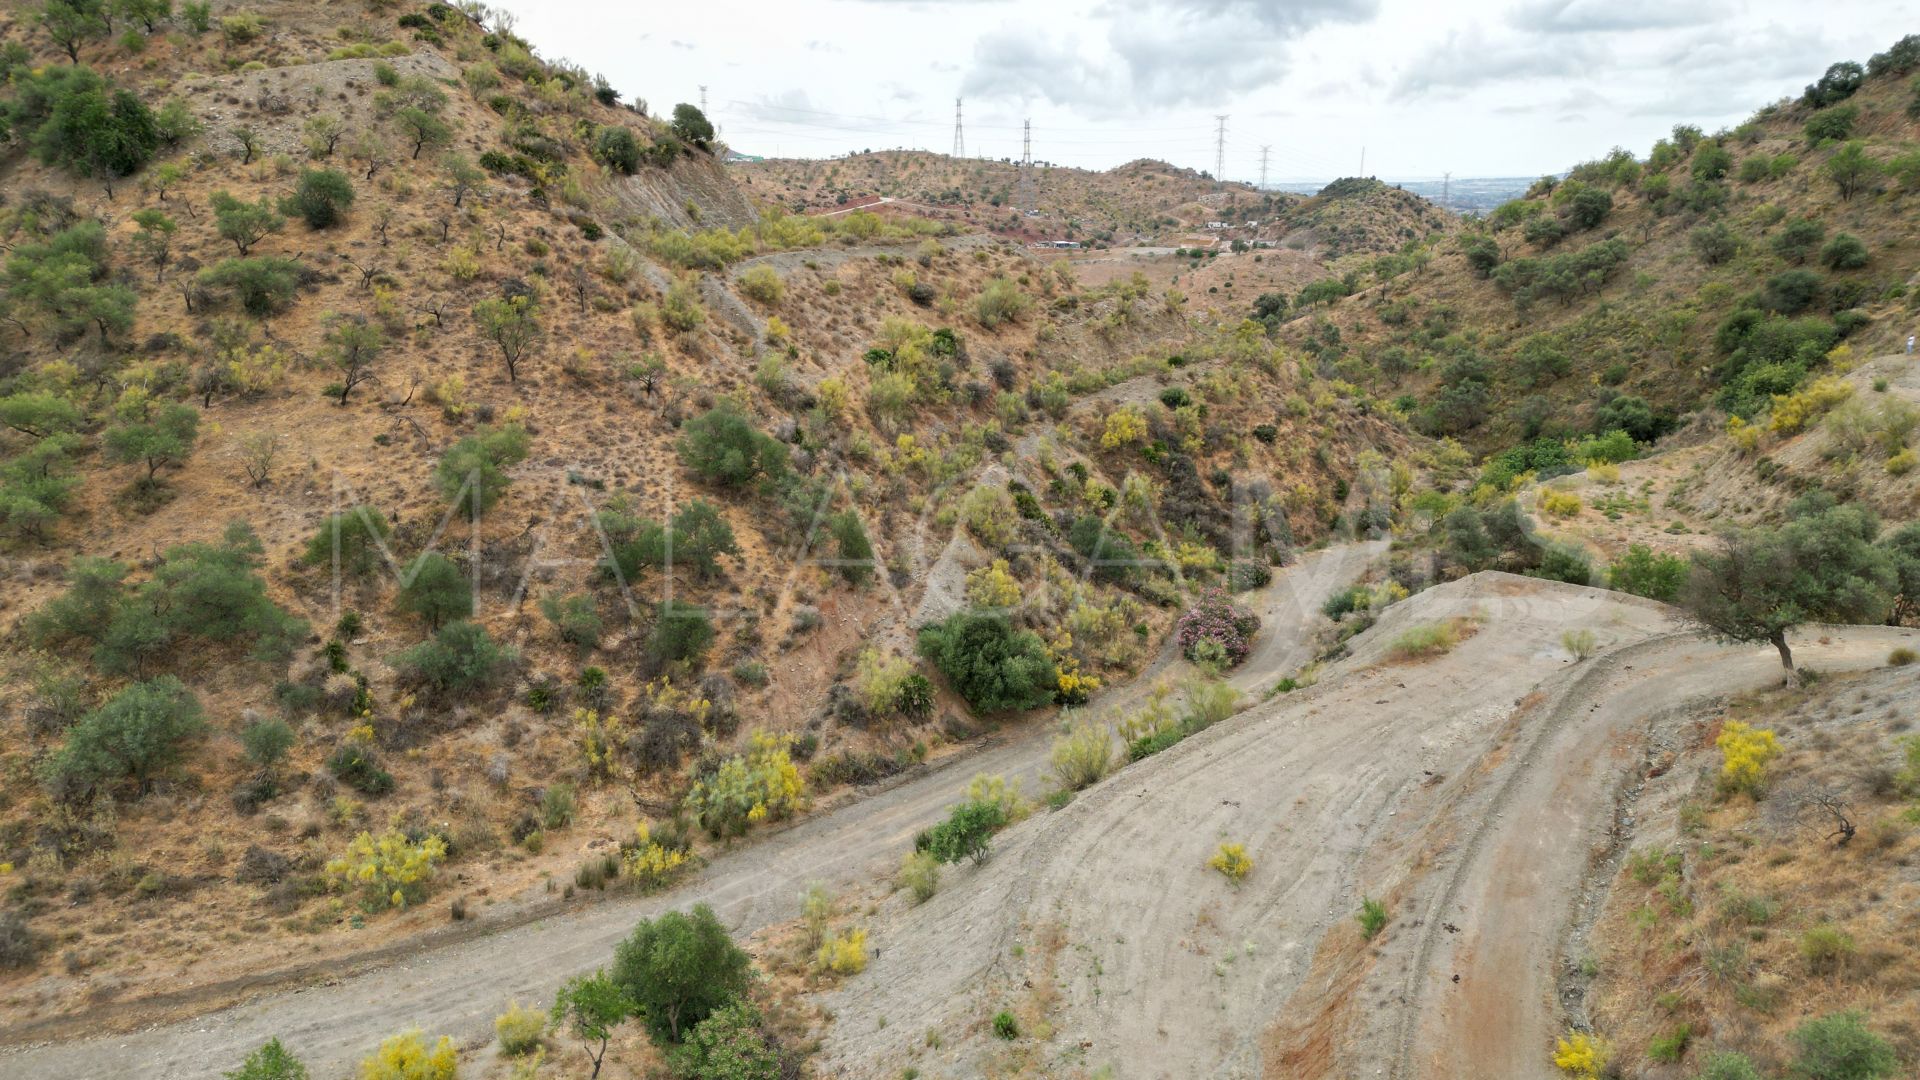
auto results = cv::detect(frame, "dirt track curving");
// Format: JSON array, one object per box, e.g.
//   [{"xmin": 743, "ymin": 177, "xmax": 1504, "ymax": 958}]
[
  {"xmin": 0, "ymin": 546, "xmax": 1380, "ymax": 1079},
  {"xmin": 810, "ymin": 576, "xmax": 1918, "ymax": 1079}
]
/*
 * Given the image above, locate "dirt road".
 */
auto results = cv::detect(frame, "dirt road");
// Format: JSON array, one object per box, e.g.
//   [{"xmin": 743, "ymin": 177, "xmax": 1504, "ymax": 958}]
[
  {"xmin": 811, "ymin": 576, "xmax": 1918, "ymax": 1078},
  {"xmin": 0, "ymin": 546, "xmax": 1381, "ymax": 1080}
]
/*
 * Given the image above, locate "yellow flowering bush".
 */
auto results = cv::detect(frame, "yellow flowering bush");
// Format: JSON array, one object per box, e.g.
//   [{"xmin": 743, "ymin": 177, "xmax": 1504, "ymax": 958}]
[
  {"xmin": 326, "ymin": 829, "xmax": 447, "ymax": 910},
  {"xmin": 359, "ymin": 1030, "xmax": 457, "ymax": 1080},
  {"xmin": 1100, "ymin": 405, "xmax": 1148, "ymax": 449},
  {"xmin": 1208, "ymin": 842, "xmax": 1252, "ymax": 884},
  {"xmin": 1552, "ymin": 1032, "xmax": 1607, "ymax": 1078},
  {"xmin": 1766, "ymin": 376, "xmax": 1852, "ymax": 435},
  {"xmin": 573, "ymin": 708, "xmax": 626, "ymax": 781},
  {"xmin": 1539, "ymin": 489, "xmax": 1582, "ymax": 517},
  {"xmin": 814, "ymin": 927, "xmax": 868, "ymax": 975},
  {"xmin": 685, "ymin": 731, "xmax": 805, "ymax": 839},
  {"xmin": 965, "ymin": 559, "xmax": 1023, "ymax": 609},
  {"xmin": 624, "ymin": 821, "xmax": 691, "ymax": 890},
  {"xmin": 1716, "ymin": 719, "xmax": 1779, "ymax": 796}
]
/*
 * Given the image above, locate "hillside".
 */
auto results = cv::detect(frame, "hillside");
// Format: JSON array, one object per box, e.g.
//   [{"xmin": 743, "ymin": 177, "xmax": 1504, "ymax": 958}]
[
  {"xmin": 735, "ymin": 150, "xmax": 1265, "ymax": 245},
  {"xmin": 0, "ymin": 0, "xmax": 1411, "ymax": 1054},
  {"xmin": 1264, "ymin": 43, "xmax": 1920, "ymax": 461}
]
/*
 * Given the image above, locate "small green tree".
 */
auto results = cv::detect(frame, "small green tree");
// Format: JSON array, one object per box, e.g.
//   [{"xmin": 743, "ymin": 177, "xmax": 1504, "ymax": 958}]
[
  {"xmin": 434, "ymin": 423, "xmax": 529, "ymax": 519},
  {"xmin": 669, "ymin": 103, "xmax": 714, "ymax": 147},
  {"xmin": 38, "ymin": 1, "xmax": 105, "ymax": 63},
  {"xmin": 471, "ymin": 295, "xmax": 541, "ymax": 381},
  {"xmin": 396, "ymin": 552, "xmax": 471, "ymax": 630},
  {"xmin": 314, "ymin": 312, "xmax": 381, "ymax": 401},
  {"xmin": 677, "ymin": 405, "xmax": 787, "ymax": 487},
  {"xmin": 280, "ymin": 168, "xmax": 354, "ymax": 228},
  {"xmin": 130, "ymin": 207, "xmax": 177, "ymax": 269},
  {"xmin": 0, "ymin": 391, "xmax": 83, "ymax": 439},
  {"xmin": 610, "ymin": 903, "xmax": 753, "ymax": 1044},
  {"xmin": 210, "ymin": 190, "xmax": 283, "ymax": 255},
  {"xmin": 395, "ymin": 620, "xmax": 514, "ymax": 693},
  {"xmin": 550, "ymin": 971, "xmax": 632, "ymax": 1080},
  {"xmin": 199, "ymin": 257, "xmax": 302, "ymax": 315},
  {"xmin": 104, "ymin": 401, "xmax": 199, "ymax": 483},
  {"xmin": 394, "ymin": 106, "xmax": 451, "ymax": 159},
  {"xmin": 828, "ymin": 510, "xmax": 874, "ymax": 585},
  {"xmin": 1825, "ymin": 141, "xmax": 1882, "ymax": 200},
  {"xmin": 442, "ymin": 152, "xmax": 484, "ymax": 208},
  {"xmin": 1684, "ymin": 497, "xmax": 1896, "ymax": 682},
  {"xmin": 924, "ymin": 798, "xmax": 1001, "ymax": 865},
  {"xmin": 302, "ymin": 505, "xmax": 392, "ymax": 578},
  {"xmin": 224, "ymin": 1038, "xmax": 309, "ymax": 1080},
  {"xmin": 42, "ymin": 676, "xmax": 206, "ymax": 798}
]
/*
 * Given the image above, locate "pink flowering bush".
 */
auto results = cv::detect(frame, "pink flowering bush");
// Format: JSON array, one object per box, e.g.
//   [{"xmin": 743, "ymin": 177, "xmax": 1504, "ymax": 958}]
[{"xmin": 1175, "ymin": 589, "xmax": 1259, "ymax": 667}]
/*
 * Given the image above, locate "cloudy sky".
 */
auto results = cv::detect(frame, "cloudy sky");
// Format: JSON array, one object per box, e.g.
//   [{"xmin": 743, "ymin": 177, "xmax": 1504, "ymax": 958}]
[{"xmin": 498, "ymin": 0, "xmax": 1917, "ymax": 181}]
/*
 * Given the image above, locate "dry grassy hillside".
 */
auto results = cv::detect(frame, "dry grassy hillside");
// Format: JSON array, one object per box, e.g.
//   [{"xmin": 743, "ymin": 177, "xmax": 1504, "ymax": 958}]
[
  {"xmin": 1268, "ymin": 42, "xmax": 1920, "ymax": 462},
  {"xmin": 736, "ymin": 150, "xmax": 1264, "ymax": 245},
  {"xmin": 0, "ymin": 0, "xmax": 1418, "ymax": 1036}
]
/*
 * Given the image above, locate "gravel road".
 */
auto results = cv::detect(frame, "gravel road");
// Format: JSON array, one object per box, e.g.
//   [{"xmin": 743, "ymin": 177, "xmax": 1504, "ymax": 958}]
[{"xmin": 0, "ymin": 546, "xmax": 1382, "ymax": 1080}]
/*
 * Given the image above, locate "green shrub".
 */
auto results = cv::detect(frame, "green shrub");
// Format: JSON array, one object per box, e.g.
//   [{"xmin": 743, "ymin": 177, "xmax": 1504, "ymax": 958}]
[
  {"xmin": 436, "ymin": 423, "xmax": 529, "ymax": 519},
  {"xmin": 677, "ymin": 405, "xmax": 787, "ymax": 488},
  {"xmin": 1789, "ymin": 1012, "xmax": 1898, "ymax": 1080},
  {"xmin": 1357, "ymin": 896, "xmax": 1389, "ymax": 939},
  {"xmin": 280, "ymin": 169, "xmax": 354, "ymax": 228},
  {"xmin": 650, "ymin": 599, "xmax": 714, "ymax": 665},
  {"xmin": 917, "ymin": 610, "xmax": 1058, "ymax": 713},
  {"xmin": 494, "ymin": 1002, "xmax": 544, "ymax": 1056},
  {"xmin": 591, "ymin": 125, "xmax": 640, "ymax": 173},
  {"xmin": 1608, "ymin": 543, "xmax": 1688, "ymax": 602},
  {"xmin": 898, "ymin": 850, "xmax": 940, "ymax": 903},
  {"xmin": 395, "ymin": 552, "xmax": 471, "ymax": 630},
  {"xmin": 224, "ymin": 1038, "xmax": 309, "ymax": 1080},
  {"xmin": 41, "ymin": 677, "xmax": 206, "ymax": 798},
  {"xmin": 1049, "ymin": 716, "xmax": 1114, "ymax": 791},
  {"xmin": 1821, "ymin": 233, "xmax": 1869, "ymax": 270},
  {"xmin": 1695, "ymin": 1053, "xmax": 1763, "ymax": 1080},
  {"xmin": 395, "ymin": 621, "xmax": 514, "ymax": 693},
  {"xmin": 973, "ymin": 277, "xmax": 1032, "ymax": 327},
  {"xmin": 326, "ymin": 742, "xmax": 395, "ymax": 796},
  {"xmin": 302, "ymin": 506, "xmax": 391, "ymax": 578},
  {"xmin": 540, "ymin": 593, "xmax": 603, "ymax": 649},
  {"xmin": 1388, "ymin": 622, "xmax": 1459, "ymax": 660},
  {"xmin": 241, "ymin": 717, "xmax": 296, "ymax": 771},
  {"xmin": 992, "ymin": 1011, "xmax": 1019, "ymax": 1040},
  {"xmin": 924, "ymin": 799, "xmax": 1002, "ymax": 865},
  {"xmin": 670, "ymin": 1001, "xmax": 779, "ymax": 1079},
  {"xmin": 1647, "ymin": 1023, "xmax": 1691, "ymax": 1062},
  {"xmin": 738, "ymin": 264, "xmax": 785, "ymax": 305},
  {"xmin": 828, "ymin": 510, "xmax": 874, "ymax": 585}
]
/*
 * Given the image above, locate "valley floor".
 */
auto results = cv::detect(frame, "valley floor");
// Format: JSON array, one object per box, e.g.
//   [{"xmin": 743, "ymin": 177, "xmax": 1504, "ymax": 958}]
[{"xmin": 4, "ymin": 552, "xmax": 1912, "ymax": 1080}]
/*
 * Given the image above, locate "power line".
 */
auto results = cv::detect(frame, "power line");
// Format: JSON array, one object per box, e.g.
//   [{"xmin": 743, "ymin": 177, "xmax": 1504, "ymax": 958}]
[{"xmin": 952, "ymin": 98, "xmax": 964, "ymax": 159}]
